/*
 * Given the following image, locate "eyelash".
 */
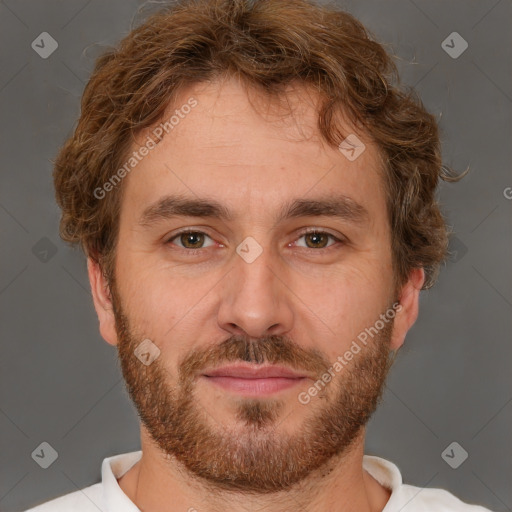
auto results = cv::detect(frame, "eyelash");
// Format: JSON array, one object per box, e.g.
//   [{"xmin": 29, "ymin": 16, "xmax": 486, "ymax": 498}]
[{"xmin": 165, "ymin": 228, "xmax": 345, "ymax": 254}]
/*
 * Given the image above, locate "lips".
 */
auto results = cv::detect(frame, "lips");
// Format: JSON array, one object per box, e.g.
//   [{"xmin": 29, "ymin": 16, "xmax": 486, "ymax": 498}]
[
  {"xmin": 202, "ymin": 364, "xmax": 307, "ymax": 379},
  {"xmin": 201, "ymin": 364, "xmax": 309, "ymax": 396}
]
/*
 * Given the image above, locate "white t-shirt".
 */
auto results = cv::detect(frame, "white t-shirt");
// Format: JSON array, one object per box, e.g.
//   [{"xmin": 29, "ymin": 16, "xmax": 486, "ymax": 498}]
[{"xmin": 23, "ymin": 451, "xmax": 494, "ymax": 511}]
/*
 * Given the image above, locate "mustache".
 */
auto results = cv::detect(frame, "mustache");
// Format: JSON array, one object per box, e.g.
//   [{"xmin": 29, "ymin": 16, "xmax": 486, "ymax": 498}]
[{"xmin": 178, "ymin": 334, "xmax": 330, "ymax": 383}]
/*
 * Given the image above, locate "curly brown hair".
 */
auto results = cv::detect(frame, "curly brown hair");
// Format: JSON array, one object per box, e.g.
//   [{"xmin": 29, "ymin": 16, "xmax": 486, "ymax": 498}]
[{"xmin": 53, "ymin": 0, "xmax": 462, "ymax": 292}]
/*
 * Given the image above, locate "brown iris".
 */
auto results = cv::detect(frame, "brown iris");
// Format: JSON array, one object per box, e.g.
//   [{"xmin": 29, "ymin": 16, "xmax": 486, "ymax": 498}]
[
  {"xmin": 180, "ymin": 232, "xmax": 205, "ymax": 249},
  {"xmin": 304, "ymin": 232, "xmax": 329, "ymax": 248}
]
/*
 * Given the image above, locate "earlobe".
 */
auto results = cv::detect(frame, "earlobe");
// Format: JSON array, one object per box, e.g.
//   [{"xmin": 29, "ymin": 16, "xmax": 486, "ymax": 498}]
[
  {"xmin": 87, "ymin": 257, "xmax": 119, "ymax": 346},
  {"xmin": 389, "ymin": 268, "xmax": 425, "ymax": 351}
]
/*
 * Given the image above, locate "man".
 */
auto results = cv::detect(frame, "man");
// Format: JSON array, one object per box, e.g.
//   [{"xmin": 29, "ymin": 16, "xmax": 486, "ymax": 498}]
[{"xmin": 25, "ymin": 0, "xmax": 493, "ymax": 510}]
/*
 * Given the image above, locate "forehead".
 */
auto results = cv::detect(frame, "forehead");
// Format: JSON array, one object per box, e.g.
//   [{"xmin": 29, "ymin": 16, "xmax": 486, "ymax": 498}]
[{"xmin": 121, "ymin": 76, "xmax": 387, "ymax": 225}]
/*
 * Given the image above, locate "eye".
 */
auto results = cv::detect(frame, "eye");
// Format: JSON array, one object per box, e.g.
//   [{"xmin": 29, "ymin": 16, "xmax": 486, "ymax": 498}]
[
  {"xmin": 167, "ymin": 230, "xmax": 215, "ymax": 250},
  {"xmin": 165, "ymin": 228, "xmax": 344, "ymax": 252},
  {"xmin": 294, "ymin": 229, "xmax": 343, "ymax": 249}
]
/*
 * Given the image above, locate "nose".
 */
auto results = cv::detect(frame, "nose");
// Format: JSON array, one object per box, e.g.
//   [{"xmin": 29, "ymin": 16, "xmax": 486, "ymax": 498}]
[{"xmin": 217, "ymin": 246, "xmax": 294, "ymax": 339}]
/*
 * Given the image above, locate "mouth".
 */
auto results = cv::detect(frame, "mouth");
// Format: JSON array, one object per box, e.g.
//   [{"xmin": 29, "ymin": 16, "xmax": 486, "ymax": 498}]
[{"xmin": 201, "ymin": 364, "xmax": 310, "ymax": 396}]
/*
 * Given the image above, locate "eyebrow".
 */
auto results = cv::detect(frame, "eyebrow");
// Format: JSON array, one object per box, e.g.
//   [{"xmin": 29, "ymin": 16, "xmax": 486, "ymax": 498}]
[{"xmin": 138, "ymin": 193, "xmax": 369, "ymax": 227}]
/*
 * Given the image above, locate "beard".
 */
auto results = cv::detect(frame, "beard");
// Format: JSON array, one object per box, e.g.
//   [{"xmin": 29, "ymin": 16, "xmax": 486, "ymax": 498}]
[{"xmin": 111, "ymin": 282, "xmax": 396, "ymax": 494}]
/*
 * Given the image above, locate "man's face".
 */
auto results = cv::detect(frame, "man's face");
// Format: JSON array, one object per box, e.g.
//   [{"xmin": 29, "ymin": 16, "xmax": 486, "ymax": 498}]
[{"xmin": 100, "ymin": 77, "xmax": 404, "ymax": 492}]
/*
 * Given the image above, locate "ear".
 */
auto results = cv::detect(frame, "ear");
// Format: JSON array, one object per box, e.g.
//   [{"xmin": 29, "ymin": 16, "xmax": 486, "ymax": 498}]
[
  {"xmin": 389, "ymin": 267, "xmax": 425, "ymax": 351},
  {"xmin": 87, "ymin": 257, "xmax": 119, "ymax": 346}
]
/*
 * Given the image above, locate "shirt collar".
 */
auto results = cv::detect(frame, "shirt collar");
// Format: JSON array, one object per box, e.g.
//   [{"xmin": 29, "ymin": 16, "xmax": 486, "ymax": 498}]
[
  {"xmin": 102, "ymin": 450, "xmax": 142, "ymax": 511},
  {"xmin": 363, "ymin": 454, "xmax": 404, "ymax": 511}
]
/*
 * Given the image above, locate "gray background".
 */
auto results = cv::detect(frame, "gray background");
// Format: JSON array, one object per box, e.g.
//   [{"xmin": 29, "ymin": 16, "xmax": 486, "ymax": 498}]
[{"xmin": 0, "ymin": 0, "xmax": 511, "ymax": 511}]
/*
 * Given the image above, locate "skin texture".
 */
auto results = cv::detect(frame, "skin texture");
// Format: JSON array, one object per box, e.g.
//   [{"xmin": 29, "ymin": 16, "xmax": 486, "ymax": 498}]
[{"xmin": 88, "ymin": 76, "xmax": 424, "ymax": 512}]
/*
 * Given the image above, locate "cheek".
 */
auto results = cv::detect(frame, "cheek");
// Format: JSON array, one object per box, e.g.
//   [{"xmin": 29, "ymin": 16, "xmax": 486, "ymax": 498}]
[
  {"xmin": 292, "ymin": 263, "xmax": 392, "ymax": 358},
  {"xmin": 114, "ymin": 251, "xmax": 172, "ymax": 332},
  {"xmin": 116, "ymin": 253, "xmax": 220, "ymax": 349}
]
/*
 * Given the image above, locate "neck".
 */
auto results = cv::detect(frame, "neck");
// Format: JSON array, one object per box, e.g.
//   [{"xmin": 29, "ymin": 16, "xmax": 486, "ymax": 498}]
[{"xmin": 117, "ymin": 428, "xmax": 391, "ymax": 512}]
